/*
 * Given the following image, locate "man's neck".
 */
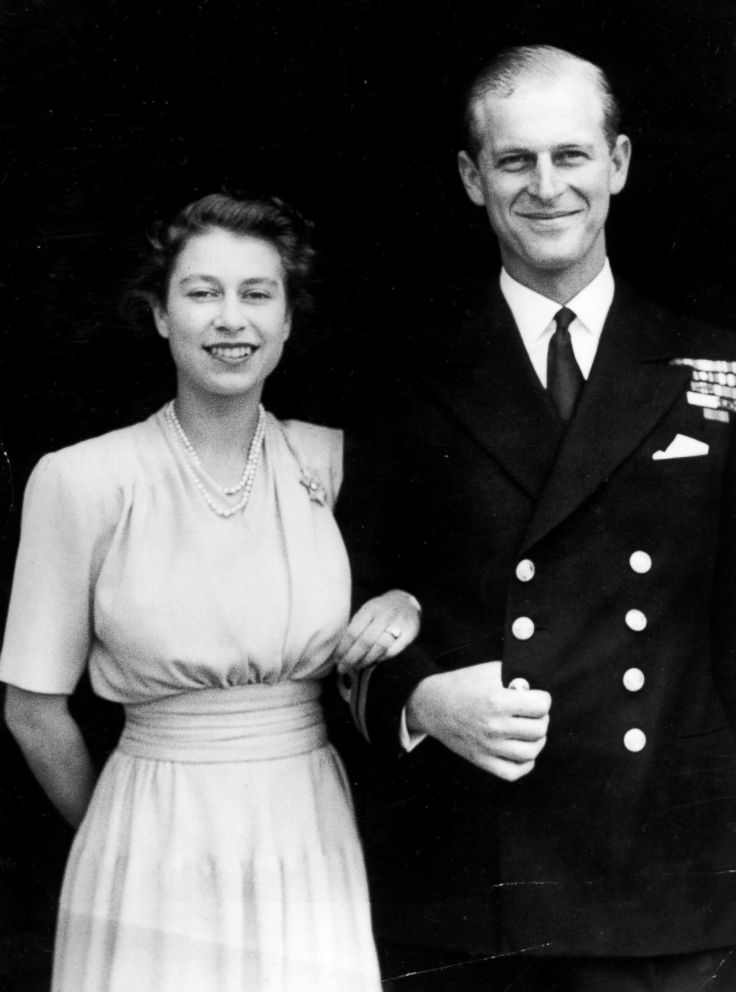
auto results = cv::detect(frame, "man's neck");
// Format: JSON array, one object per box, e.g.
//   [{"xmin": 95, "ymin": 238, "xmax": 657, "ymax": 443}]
[{"xmin": 501, "ymin": 254, "xmax": 607, "ymax": 306}]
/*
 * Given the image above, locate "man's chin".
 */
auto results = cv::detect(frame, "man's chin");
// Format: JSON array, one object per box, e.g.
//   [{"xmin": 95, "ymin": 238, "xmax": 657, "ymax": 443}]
[
  {"xmin": 518, "ymin": 254, "xmax": 584, "ymax": 276},
  {"xmin": 519, "ymin": 236, "xmax": 599, "ymax": 273}
]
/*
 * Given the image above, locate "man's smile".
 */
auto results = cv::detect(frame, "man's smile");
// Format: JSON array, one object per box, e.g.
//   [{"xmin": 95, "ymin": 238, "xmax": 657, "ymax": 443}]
[{"xmin": 517, "ymin": 209, "xmax": 582, "ymax": 220}]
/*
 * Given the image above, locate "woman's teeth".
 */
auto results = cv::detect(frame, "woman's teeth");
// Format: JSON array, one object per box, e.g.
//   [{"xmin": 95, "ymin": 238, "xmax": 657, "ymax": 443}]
[{"xmin": 208, "ymin": 345, "xmax": 255, "ymax": 360}]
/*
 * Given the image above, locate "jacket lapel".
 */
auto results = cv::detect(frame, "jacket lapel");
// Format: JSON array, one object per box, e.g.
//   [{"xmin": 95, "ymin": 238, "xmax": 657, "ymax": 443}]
[
  {"xmin": 521, "ymin": 288, "xmax": 692, "ymax": 551},
  {"xmin": 429, "ymin": 289, "xmax": 564, "ymax": 500}
]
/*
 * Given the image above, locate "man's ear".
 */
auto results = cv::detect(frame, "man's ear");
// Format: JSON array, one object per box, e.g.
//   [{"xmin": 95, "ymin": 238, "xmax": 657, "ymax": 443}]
[
  {"xmin": 457, "ymin": 150, "xmax": 487, "ymax": 206},
  {"xmin": 153, "ymin": 304, "xmax": 170, "ymax": 340},
  {"xmin": 609, "ymin": 134, "xmax": 632, "ymax": 196}
]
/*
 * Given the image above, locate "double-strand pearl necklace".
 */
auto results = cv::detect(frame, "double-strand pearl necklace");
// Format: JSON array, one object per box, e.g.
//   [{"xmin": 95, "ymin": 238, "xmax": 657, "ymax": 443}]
[{"xmin": 165, "ymin": 400, "xmax": 267, "ymax": 518}]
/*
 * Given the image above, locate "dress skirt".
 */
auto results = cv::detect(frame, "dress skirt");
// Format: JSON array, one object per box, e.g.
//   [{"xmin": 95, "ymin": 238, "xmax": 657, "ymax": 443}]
[{"xmin": 53, "ymin": 682, "xmax": 381, "ymax": 992}]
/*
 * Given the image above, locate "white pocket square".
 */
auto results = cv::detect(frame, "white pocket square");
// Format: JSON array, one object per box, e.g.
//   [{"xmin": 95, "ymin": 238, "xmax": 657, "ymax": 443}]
[{"xmin": 652, "ymin": 434, "xmax": 709, "ymax": 460}]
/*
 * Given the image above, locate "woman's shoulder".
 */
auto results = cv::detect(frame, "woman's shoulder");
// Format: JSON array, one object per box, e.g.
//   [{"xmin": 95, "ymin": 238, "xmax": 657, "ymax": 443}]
[
  {"xmin": 29, "ymin": 413, "xmax": 160, "ymax": 498},
  {"xmin": 274, "ymin": 416, "xmax": 344, "ymax": 506},
  {"xmin": 277, "ymin": 417, "xmax": 343, "ymax": 459}
]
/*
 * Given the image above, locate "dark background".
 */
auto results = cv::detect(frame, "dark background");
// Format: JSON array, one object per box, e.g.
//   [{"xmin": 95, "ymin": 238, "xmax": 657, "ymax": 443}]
[{"xmin": 3, "ymin": 0, "xmax": 736, "ymax": 987}]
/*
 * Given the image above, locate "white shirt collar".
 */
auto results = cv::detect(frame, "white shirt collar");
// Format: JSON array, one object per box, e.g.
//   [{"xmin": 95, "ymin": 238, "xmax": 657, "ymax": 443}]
[{"xmin": 499, "ymin": 259, "xmax": 614, "ymax": 348}]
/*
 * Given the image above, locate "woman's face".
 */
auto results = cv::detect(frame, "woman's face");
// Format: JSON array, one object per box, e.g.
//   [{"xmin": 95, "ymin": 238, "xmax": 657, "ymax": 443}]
[{"xmin": 154, "ymin": 228, "xmax": 291, "ymax": 402}]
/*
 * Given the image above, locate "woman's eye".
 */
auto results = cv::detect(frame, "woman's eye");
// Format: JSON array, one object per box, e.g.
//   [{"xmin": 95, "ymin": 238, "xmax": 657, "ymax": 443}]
[
  {"xmin": 187, "ymin": 289, "xmax": 216, "ymax": 299},
  {"xmin": 243, "ymin": 291, "xmax": 271, "ymax": 301}
]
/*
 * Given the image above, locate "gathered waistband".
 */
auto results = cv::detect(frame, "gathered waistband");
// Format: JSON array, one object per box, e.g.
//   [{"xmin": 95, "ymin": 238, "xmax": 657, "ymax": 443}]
[{"xmin": 118, "ymin": 681, "xmax": 327, "ymax": 763}]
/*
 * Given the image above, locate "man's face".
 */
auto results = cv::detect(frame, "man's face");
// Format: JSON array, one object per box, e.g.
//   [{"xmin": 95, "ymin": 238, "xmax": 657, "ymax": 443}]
[{"xmin": 458, "ymin": 68, "xmax": 631, "ymax": 292}]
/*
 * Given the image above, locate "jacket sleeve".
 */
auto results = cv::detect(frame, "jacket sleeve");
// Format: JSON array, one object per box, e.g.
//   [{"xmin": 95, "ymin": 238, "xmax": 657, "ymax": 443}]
[
  {"xmin": 335, "ymin": 389, "xmax": 443, "ymax": 752},
  {"xmin": 711, "ymin": 420, "xmax": 736, "ymax": 730}
]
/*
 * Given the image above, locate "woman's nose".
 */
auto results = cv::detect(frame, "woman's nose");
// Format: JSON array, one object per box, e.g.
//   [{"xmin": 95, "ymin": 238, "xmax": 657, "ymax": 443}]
[{"xmin": 215, "ymin": 295, "xmax": 247, "ymax": 330}]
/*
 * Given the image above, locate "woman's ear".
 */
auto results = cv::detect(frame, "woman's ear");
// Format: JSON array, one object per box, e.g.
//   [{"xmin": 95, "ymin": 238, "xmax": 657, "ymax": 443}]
[{"xmin": 152, "ymin": 304, "xmax": 170, "ymax": 340}]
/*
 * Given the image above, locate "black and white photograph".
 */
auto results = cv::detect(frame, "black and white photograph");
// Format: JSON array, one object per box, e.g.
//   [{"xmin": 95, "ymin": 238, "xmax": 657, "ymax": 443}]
[{"xmin": 3, "ymin": 1, "xmax": 736, "ymax": 990}]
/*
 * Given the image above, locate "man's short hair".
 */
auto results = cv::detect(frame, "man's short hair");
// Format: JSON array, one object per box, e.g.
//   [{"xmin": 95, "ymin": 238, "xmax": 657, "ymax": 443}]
[{"xmin": 462, "ymin": 45, "xmax": 622, "ymax": 160}]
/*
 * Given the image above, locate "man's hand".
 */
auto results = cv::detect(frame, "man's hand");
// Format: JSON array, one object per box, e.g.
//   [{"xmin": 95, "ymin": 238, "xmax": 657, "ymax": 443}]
[{"xmin": 405, "ymin": 661, "xmax": 551, "ymax": 781}]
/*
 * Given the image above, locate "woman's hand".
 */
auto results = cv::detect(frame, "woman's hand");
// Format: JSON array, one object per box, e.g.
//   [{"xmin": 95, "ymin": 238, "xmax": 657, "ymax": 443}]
[{"xmin": 332, "ymin": 589, "xmax": 421, "ymax": 674}]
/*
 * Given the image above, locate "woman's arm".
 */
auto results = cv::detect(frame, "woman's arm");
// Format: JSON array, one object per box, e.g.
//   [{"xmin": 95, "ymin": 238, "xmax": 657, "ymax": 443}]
[{"xmin": 4, "ymin": 686, "xmax": 96, "ymax": 828}]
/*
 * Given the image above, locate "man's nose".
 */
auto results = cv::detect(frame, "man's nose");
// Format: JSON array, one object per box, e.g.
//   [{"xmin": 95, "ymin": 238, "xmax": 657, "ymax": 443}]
[{"xmin": 528, "ymin": 158, "xmax": 562, "ymax": 201}]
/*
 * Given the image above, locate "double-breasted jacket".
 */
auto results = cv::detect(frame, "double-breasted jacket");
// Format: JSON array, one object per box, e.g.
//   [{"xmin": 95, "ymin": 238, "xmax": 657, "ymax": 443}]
[{"xmin": 337, "ymin": 285, "xmax": 736, "ymax": 958}]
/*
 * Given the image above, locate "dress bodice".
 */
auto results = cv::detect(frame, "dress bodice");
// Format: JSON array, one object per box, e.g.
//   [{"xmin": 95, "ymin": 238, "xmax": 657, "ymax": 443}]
[{"xmin": 0, "ymin": 409, "xmax": 350, "ymax": 703}]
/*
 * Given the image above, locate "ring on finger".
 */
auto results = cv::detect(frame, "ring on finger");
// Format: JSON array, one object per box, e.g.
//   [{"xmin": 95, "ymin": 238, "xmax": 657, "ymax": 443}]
[{"xmin": 387, "ymin": 627, "xmax": 402, "ymax": 639}]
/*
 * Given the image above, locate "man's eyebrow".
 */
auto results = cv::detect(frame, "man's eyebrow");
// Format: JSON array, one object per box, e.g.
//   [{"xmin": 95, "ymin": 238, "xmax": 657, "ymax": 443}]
[
  {"xmin": 493, "ymin": 146, "xmax": 534, "ymax": 158},
  {"xmin": 554, "ymin": 142, "xmax": 595, "ymax": 151}
]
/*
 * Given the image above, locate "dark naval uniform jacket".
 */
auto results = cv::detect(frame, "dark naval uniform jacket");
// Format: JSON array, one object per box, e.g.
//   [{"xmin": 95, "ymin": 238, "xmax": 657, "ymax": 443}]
[{"xmin": 337, "ymin": 284, "xmax": 736, "ymax": 960}]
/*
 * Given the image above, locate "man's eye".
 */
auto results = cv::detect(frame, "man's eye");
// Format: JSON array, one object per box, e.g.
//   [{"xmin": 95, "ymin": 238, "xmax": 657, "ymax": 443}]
[
  {"xmin": 557, "ymin": 150, "xmax": 587, "ymax": 164},
  {"xmin": 243, "ymin": 291, "xmax": 271, "ymax": 301},
  {"xmin": 498, "ymin": 156, "xmax": 531, "ymax": 172},
  {"xmin": 187, "ymin": 289, "xmax": 217, "ymax": 299}
]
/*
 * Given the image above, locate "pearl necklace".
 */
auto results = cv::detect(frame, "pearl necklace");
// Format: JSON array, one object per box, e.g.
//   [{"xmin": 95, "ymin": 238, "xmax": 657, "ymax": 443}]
[{"xmin": 165, "ymin": 401, "xmax": 267, "ymax": 518}]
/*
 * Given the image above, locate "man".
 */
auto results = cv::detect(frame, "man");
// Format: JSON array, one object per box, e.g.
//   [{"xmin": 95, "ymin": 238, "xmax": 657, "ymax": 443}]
[{"xmin": 337, "ymin": 45, "xmax": 736, "ymax": 991}]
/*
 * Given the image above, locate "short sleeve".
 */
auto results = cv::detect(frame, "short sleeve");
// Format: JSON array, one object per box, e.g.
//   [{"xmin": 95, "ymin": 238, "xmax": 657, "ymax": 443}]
[
  {"xmin": 326, "ymin": 428, "xmax": 344, "ymax": 506},
  {"xmin": 0, "ymin": 452, "xmax": 116, "ymax": 693}
]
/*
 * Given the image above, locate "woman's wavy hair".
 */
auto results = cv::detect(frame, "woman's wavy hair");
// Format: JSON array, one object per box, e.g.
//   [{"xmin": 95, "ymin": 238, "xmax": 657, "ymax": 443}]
[{"xmin": 127, "ymin": 193, "xmax": 316, "ymax": 320}]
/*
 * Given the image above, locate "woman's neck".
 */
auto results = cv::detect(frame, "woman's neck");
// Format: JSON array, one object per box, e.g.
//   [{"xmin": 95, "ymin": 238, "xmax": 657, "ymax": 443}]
[{"xmin": 172, "ymin": 388, "xmax": 264, "ymax": 485}]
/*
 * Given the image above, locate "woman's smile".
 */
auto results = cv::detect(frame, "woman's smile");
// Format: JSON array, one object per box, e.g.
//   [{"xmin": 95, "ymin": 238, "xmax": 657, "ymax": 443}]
[{"xmin": 204, "ymin": 342, "xmax": 260, "ymax": 364}]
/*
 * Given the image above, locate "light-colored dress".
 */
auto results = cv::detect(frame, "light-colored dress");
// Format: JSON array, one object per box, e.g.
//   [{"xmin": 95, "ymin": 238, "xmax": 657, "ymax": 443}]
[{"xmin": 0, "ymin": 407, "xmax": 381, "ymax": 992}]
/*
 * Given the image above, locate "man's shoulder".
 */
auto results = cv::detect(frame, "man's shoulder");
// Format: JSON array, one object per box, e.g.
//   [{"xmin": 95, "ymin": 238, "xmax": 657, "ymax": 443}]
[
  {"xmin": 612, "ymin": 283, "xmax": 736, "ymax": 358},
  {"xmin": 394, "ymin": 284, "xmax": 512, "ymax": 380}
]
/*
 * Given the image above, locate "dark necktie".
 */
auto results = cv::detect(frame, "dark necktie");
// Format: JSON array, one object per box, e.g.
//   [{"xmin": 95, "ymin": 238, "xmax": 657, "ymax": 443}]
[{"xmin": 547, "ymin": 307, "xmax": 583, "ymax": 423}]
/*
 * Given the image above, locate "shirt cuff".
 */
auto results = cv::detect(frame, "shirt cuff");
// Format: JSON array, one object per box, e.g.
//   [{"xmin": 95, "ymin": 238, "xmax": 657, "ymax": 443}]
[
  {"xmin": 406, "ymin": 592, "xmax": 422, "ymax": 614},
  {"xmin": 399, "ymin": 706, "xmax": 427, "ymax": 751}
]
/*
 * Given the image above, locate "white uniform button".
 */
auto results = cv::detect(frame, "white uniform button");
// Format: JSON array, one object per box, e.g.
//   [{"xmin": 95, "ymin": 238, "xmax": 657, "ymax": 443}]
[
  {"xmin": 511, "ymin": 616, "xmax": 535, "ymax": 640},
  {"xmin": 629, "ymin": 551, "xmax": 652, "ymax": 574},
  {"xmin": 515, "ymin": 559, "xmax": 536, "ymax": 582},
  {"xmin": 625, "ymin": 609, "xmax": 647, "ymax": 632},
  {"xmin": 624, "ymin": 728, "xmax": 647, "ymax": 752},
  {"xmin": 623, "ymin": 667, "xmax": 646, "ymax": 692},
  {"xmin": 516, "ymin": 558, "xmax": 537, "ymax": 582}
]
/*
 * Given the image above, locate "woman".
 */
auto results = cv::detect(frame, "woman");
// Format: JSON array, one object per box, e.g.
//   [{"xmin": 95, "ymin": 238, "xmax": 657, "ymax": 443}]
[{"xmin": 1, "ymin": 193, "xmax": 419, "ymax": 991}]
